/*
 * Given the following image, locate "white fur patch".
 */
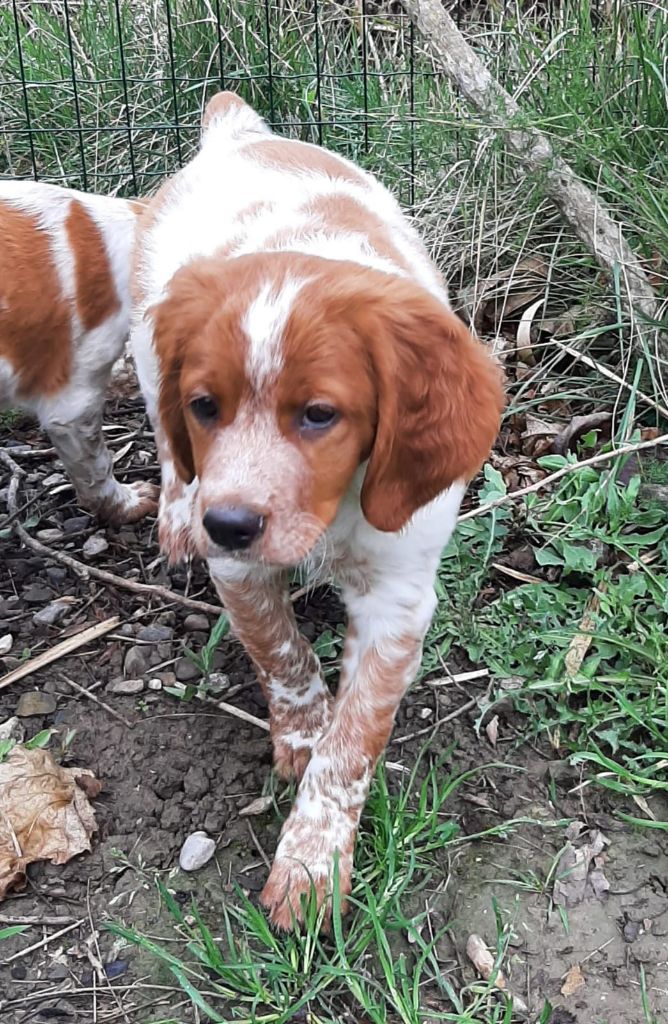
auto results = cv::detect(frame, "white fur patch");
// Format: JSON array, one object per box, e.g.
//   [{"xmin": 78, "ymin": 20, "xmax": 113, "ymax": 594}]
[{"xmin": 242, "ymin": 277, "xmax": 306, "ymax": 391}]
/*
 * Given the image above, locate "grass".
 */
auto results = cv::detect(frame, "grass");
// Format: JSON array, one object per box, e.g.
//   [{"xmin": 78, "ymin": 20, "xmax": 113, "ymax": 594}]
[{"xmin": 1, "ymin": 0, "xmax": 667, "ymax": 1020}]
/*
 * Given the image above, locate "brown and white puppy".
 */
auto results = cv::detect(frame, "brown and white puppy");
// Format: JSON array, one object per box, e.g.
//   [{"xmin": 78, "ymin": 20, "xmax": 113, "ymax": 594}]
[
  {"xmin": 0, "ymin": 181, "xmax": 158, "ymax": 523},
  {"xmin": 132, "ymin": 92, "xmax": 504, "ymax": 927}
]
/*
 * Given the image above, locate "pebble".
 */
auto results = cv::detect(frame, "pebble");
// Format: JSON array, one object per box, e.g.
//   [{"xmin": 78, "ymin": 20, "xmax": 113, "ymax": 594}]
[
  {"xmin": 33, "ymin": 597, "xmax": 74, "ymax": 627},
  {"xmin": 179, "ymin": 831, "xmax": 216, "ymax": 872},
  {"xmin": 22, "ymin": 585, "xmax": 54, "ymax": 604},
  {"xmin": 0, "ymin": 716, "xmax": 25, "ymax": 743},
  {"xmin": 136, "ymin": 624, "xmax": 174, "ymax": 643},
  {"xmin": 107, "ymin": 678, "xmax": 145, "ymax": 696},
  {"xmin": 83, "ymin": 534, "xmax": 109, "ymax": 558},
  {"xmin": 0, "ymin": 634, "xmax": 13, "ymax": 656},
  {"xmin": 104, "ymin": 959, "xmax": 129, "ymax": 980},
  {"xmin": 124, "ymin": 646, "xmax": 149, "ymax": 678},
  {"xmin": 207, "ymin": 672, "xmax": 230, "ymax": 693},
  {"xmin": 46, "ymin": 567, "xmax": 68, "ymax": 586},
  {"xmin": 183, "ymin": 765, "xmax": 209, "ymax": 799},
  {"xmin": 175, "ymin": 657, "xmax": 200, "ymax": 682},
  {"xmin": 62, "ymin": 515, "xmax": 91, "ymax": 535},
  {"xmin": 147, "ymin": 678, "xmax": 162, "ymax": 691},
  {"xmin": 36, "ymin": 528, "xmax": 64, "ymax": 543},
  {"xmin": 16, "ymin": 691, "xmax": 57, "ymax": 717},
  {"xmin": 42, "ymin": 472, "xmax": 67, "ymax": 488},
  {"xmin": 183, "ymin": 613, "xmax": 210, "ymax": 633}
]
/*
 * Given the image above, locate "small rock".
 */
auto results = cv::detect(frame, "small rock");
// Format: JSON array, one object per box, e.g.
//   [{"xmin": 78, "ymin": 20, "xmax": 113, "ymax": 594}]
[
  {"xmin": 47, "ymin": 964, "xmax": 69, "ymax": 981},
  {"xmin": 137, "ymin": 624, "xmax": 174, "ymax": 643},
  {"xmin": 107, "ymin": 678, "xmax": 145, "ymax": 696},
  {"xmin": 36, "ymin": 528, "xmax": 64, "ymax": 543},
  {"xmin": 46, "ymin": 567, "xmax": 68, "ymax": 586},
  {"xmin": 0, "ymin": 633, "xmax": 13, "ymax": 656},
  {"xmin": 183, "ymin": 765, "xmax": 209, "ymax": 799},
  {"xmin": 62, "ymin": 515, "xmax": 91, "ymax": 535},
  {"xmin": 207, "ymin": 672, "xmax": 230, "ymax": 693},
  {"xmin": 33, "ymin": 597, "xmax": 75, "ymax": 627},
  {"xmin": 124, "ymin": 646, "xmax": 149, "ymax": 677},
  {"xmin": 42, "ymin": 472, "xmax": 67, "ymax": 488},
  {"xmin": 83, "ymin": 534, "xmax": 109, "ymax": 558},
  {"xmin": 419, "ymin": 706, "xmax": 433, "ymax": 719},
  {"xmin": 623, "ymin": 919, "xmax": 642, "ymax": 943},
  {"xmin": 104, "ymin": 959, "xmax": 128, "ymax": 980},
  {"xmin": 175, "ymin": 657, "xmax": 200, "ymax": 682},
  {"xmin": 10, "ymin": 964, "xmax": 27, "ymax": 980},
  {"xmin": 22, "ymin": 585, "xmax": 54, "ymax": 604},
  {"xmin": 0, "ymin": 716, "xmax": 25, "ymax": 743},
  {"xmin": 16, "ymin": 691, "xmax": 57, "ymax": 717},
  {"xmin": 179, "ymin": 831, "xmax": 216, "ymax": 872},
  {"xmin": 158, "ymin": 671, "xmax": 178, "ymax": 688},
  {"xmin": 183, "ymin": 613, "xmax": 210, "ymax": 633},
  {"xmin": 147, "ymin": 678, "xmax": 162, "ymax": 691}
]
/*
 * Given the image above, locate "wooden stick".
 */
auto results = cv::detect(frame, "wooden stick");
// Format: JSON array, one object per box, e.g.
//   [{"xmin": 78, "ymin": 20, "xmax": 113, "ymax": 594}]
[
  {"xmin": 400, "ymin": 0, "xmax": 665, "ymax": 357},
  {"xmin": 0, "ymin": 618, "xmax": 120, "ymax": 692},
  {"xmin": 60, "ymin": 675, "xmax": 133, "ymax": 729},
  {"xmin": 459, "ymin": 431, "xmax": 668, "ymax": 523},
  {"xmin": 2, "ymin": 919, "xmax": 84, "ymax": 965}
]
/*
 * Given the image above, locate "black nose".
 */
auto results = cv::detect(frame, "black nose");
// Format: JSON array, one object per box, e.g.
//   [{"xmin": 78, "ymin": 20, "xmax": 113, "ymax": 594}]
[{"xmin": 203, "ymin": 506, "xmax": 265, "ymax": 550}]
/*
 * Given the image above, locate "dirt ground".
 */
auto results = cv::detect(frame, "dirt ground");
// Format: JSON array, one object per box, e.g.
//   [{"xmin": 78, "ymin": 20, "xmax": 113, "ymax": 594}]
[{"xmin": 1, "ymin": 398, "xmax": 667, "ymax": 1023}]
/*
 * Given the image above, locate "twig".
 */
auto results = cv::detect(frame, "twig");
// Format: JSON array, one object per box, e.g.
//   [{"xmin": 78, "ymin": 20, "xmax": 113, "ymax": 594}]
[
  {"xmin": 201, "ymin": 693, "xmax": 269, "ymax": 732},
  {"xmin": 0, "ymin": 914, "xmax": 78, "ymax": 926},
  {"xmin": 60, "ymin": 675, "xmax": 132, "ymax": 729},
  {"xmin": 400, "ymin": 0, "xmax": 666, "ymax": 360},
  {"xmin": 1, "ymin": 449, "xmax": 221, "ymax": 617},
  {"xmin": 426, "ymin": 668, "xmax": 489, "ymax": 686},
  {"xmin": 391, "ymin": 696, "xmax": 477, "ymax": 745},
  {"xmin": 459, "ymin": 431, "xmax": 668, "ymax": 522},
  {"xmin": 246, "ymin": 820, "xmax": 272, "ymax": 869},
  {"xmin": 0, "ymin": 618, "xmax": 120, "ymax": 692},
  {"xmin": 2, "ymin": 919, "xmax": 84, "ymax": 965},
  {"xmin": 555, "ymin": 342, "xmax": 668, "ymax": 421}
]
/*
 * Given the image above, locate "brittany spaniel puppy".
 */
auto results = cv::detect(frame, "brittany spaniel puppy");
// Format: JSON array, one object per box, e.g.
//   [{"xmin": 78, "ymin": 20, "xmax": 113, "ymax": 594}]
[
  {"xmin": 132, "ymin": 92, "xmax": 504, "ymax": 927},
  {"xmin": 0, "ymin": 181, "xmax": 158, "ymax": 524}
]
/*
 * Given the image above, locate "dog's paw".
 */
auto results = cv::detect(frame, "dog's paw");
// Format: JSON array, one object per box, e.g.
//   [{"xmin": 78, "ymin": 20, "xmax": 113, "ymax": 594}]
[
  {"xmin": 99, "ymin": 480, "xmax": 160, "ymax": 525},
  {"xmin": 260, "ymin": 810, "xmax": 354, "ymax": 930}
]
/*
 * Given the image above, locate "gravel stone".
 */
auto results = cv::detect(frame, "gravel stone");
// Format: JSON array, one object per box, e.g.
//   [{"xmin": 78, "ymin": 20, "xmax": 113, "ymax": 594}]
[
  {"xmin": 124, "ymin": 646, "xmax": 149, "ymax": 677},
  {"xmin": 183, "ymin": 613, "xmax": 210, "ymax": 633},
  {"xmin": 107, "ymin": 678, "xmax": 145, "ymax": 696},
  {"xmin": 136, "ymin": 624, "xmax": 174, "ymax": 643},
  {"xmin": 179, "ymin": 831, "xmax": 216, "ymax": 872}
]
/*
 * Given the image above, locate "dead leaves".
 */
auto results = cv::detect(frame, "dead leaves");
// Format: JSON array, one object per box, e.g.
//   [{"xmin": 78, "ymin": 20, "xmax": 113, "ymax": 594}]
[
  {"xmin": 0, "ymin": 745, "xmax": 99, "ymax": 900},
  {"xmin": 553, "ymin": 826, "xmax": 610, "ymax": 908},
  {"xmin": 561, "ymin": 962, "xmax": 585, "ymax": 996}
]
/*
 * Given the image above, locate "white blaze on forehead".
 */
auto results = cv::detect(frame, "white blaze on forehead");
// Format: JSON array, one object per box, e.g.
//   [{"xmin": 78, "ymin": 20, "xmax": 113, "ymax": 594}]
[{"xmin": 242, "ymin": 277, "xmax": 307, "ymax": 390}]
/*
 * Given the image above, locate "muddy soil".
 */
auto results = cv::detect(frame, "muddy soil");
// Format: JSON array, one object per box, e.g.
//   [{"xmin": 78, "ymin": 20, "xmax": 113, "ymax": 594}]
[{"xmin": 1, "ymin": 398, "xmax": 666, "ymax": 1023}]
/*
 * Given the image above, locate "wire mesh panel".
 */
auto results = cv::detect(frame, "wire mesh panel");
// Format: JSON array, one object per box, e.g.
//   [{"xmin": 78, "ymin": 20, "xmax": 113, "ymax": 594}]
[{"xmin": 0, "ymin": 0, "xmax": 464, "ymax": 207}]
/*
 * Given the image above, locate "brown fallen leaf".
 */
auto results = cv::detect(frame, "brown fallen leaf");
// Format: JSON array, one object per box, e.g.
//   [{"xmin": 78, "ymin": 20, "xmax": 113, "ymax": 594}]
[
  {"xmin": 485, "ymin": 715, "xmax": 499, "ymax": 747},
  {"xmin": 561, "ymin": 963, "xmax": 585, "ymax": 997},
  {"xmin": 553, "ymin": 829, "xmax": 610, "ymax": 907},
  {"xmin": 564, "ymin": 590, "xmax": 602, "ymax": 680},
  {"xmin": 0, "ymin": 746, "xmax": 99, "ymax": 900},
  {"xmin": 239, "ymin": 794, "xmax": 273, "ymax": 817}
]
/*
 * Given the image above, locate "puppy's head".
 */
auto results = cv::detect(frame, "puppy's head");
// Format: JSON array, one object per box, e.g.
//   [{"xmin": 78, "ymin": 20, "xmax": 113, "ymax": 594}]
[{"xmin": 152, "ymin": 252, "xmax": 504, "ymax": 566}]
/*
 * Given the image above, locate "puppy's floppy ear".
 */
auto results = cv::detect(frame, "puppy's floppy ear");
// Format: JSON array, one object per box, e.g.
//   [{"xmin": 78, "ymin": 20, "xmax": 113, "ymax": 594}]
[
  {"xmin": 360, "ymin": 280, "xmax": 505, "ymax": 532},
  {"xmin": 149, "ymin": 266, "xmax": 219, "ymax": 483}
]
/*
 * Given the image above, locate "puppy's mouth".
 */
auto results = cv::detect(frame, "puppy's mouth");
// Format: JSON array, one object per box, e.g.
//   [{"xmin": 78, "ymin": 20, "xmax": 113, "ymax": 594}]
[{"xmin": 196, "ymin": 514, "xmax": 327, "ymax": 570}]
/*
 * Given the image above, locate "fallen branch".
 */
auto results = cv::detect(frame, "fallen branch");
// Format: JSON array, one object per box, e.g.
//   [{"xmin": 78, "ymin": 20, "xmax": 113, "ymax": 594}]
[
  {"xmin": 460, "ymin": 431, "xmax": 668, "ymax": 523},
  {"xmin": 0, "ymin": 617, "xmax": 120, "ymax": 693},
  {"xmin": 400, "ymin": 0, "xmax": 666, "ymax": 361},
  {"xmin": 1, "ymin": 450, "xmax": 221, "ymax": 618}
]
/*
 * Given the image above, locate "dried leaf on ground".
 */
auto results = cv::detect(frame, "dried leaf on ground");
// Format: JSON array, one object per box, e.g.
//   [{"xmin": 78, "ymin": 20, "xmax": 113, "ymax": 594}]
[
  {"xmin": 239, "ymin": 794, "xmax": 273, "ymax": 817},
  {"xmin": 516, "ymin": 297, "xmax": 545, "ymax": 365},
  {"xmin": 553, "ymin": 829, "xmax": 610, "ymax": 907},
  {"xmin": 0, "ymin": 745, "xmax": 99, "ymax": 900},
  {"xmin": 561, "ymin": 963, "xmax": 585, "ymax": 996},
  {"xmin": 485, "ymin": 715, "xmax": 499, "ymax": 747},
  {"xmin": 564, "ymin": 590, "xmax": 602, "ymax": 680}
]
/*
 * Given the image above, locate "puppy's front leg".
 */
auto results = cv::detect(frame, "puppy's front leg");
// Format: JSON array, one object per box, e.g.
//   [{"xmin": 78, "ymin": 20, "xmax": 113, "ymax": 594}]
[
  {"xmin": 210, "ymin": 567, "xmax": 333, "ymax": 781},
  {"xmin": 261, "ymin": 566, "xmax": 438, "ymax": 929}
]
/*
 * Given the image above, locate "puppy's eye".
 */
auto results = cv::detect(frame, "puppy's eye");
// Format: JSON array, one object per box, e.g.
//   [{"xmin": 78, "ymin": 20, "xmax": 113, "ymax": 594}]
[
  {"xmin": 300, "ymin": 403, "xmax": 339, "ymax": 430},
  {"xmin": 190, "ymin": 395, "xmax": 219, "ymax": 423}
]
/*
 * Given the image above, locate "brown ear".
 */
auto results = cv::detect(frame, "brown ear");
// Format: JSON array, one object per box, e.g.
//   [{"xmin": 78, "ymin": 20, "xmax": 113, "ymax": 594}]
[
  {"xmin": 149, "ymin": 266, "xmax": 220, "ymax": 483},
  {"xmin": 360, "ymin": 282, "xmax": 505, "ymax": 532}
]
